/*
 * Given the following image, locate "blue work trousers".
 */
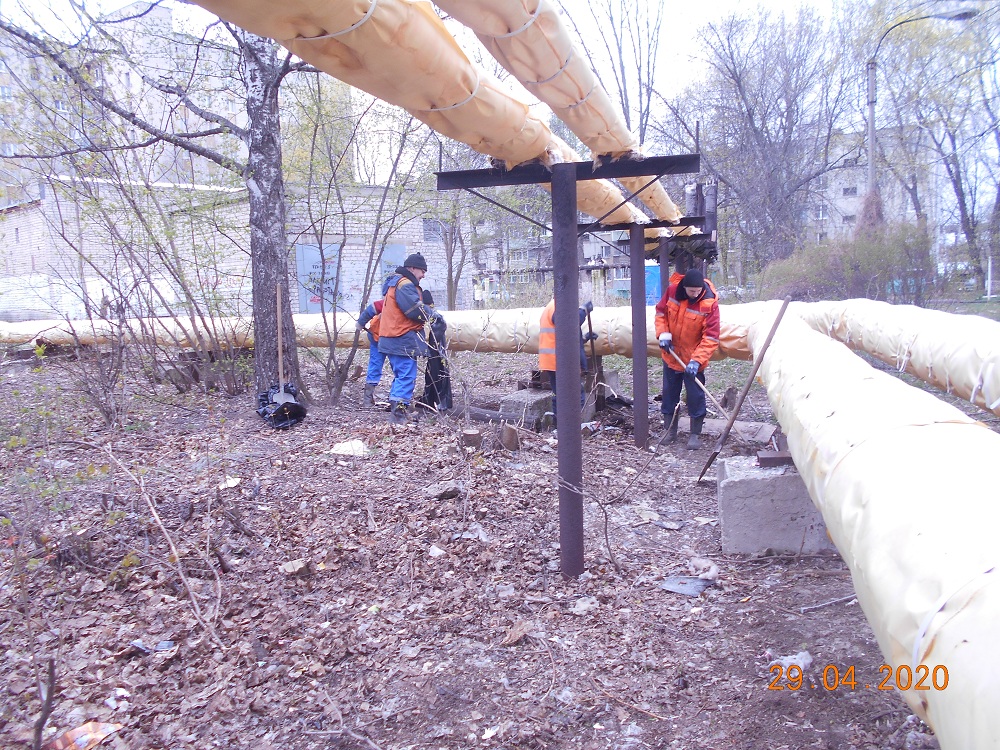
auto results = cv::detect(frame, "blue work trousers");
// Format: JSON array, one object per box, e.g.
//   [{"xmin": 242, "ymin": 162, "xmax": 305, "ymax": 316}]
[
  {"xmin": 366, "ymin": 332, "xmax": 387, "ymax": 385},
  {"xmin": 387, "ymin": 354, "xmax": 418, "ymax": 405},
  {"xmin": 661, "ymin": 366, "xmax": 707, "ymax": 421}
]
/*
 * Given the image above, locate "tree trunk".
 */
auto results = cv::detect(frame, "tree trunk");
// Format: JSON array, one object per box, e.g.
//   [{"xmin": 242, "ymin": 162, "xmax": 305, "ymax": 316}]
[{"xmin": 239, "ymin": 32, "xmax": 301, "ymax": 396}]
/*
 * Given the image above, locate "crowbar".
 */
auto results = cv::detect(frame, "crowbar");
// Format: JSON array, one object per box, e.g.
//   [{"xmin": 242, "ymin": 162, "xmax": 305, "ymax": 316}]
[
  {"xmin": 666, "ymin": 347, "xmax": 747, "ymax": 440},
  {"xmin": 696, "ymin": 296, "xmax": 791, "ymax": 482}
]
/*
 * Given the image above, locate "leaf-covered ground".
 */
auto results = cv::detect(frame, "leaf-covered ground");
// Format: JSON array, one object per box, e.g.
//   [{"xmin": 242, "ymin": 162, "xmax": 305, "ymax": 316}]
[{"xmin": 0, "ymin": 350, "xmax": 946, "ymax": 749}]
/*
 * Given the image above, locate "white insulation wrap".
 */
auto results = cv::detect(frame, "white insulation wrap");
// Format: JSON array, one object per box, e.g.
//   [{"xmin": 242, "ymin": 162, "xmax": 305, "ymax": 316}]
[
  {"xmin": 434, "ymin": 0, "xmax": 684, "ymax": 228},
  {"xmin": 795, "ymin": 299, "xmax": 1000, "ymax": 418},
  {"xmin": 0, "ymin": 306, "xmax": 756, "ymax": 359},
  {"xmin": 187, "ymin": 0, "xmax": 645, "ymax": 227},
  {"xmin": 751, "ymin": 310, "xmax": 1000, "ymax": 749}
]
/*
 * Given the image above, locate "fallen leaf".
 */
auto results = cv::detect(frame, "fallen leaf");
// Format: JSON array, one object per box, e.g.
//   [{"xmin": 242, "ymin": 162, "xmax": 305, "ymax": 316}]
[
  {"xmin": 569, "ymin": 596, "xmax": 599, "ymax": 615},
  {"xmin": 42, "ymin": 722, "xmax": 123, "ymax": 750},
  {"xmin": 499, "ymin": 620, "xmax": 533, "ymax": 647},
  {"xmin": 280, "ymin": 559, "xmax": 312, "ymax": 575}
]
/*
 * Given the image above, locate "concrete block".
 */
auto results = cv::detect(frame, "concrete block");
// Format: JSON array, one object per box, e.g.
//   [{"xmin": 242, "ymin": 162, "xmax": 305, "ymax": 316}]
[
  {"xmin": 717, "ymin": 456, "xmax": 838, "ymax": 556},
  {"xmin": 500, "ymin": 388, "xmax": 552, "ymax": 425},
  {"xmin": 500, "ymin": 381, "xmax": 595, "ymax": 426}
]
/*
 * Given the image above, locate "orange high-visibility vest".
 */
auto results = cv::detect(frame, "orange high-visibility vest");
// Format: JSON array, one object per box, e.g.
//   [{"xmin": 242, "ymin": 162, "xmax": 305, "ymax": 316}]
[
  {"xmin": 538, "ymin": 299, "xmax": 556, "ymax": 371},
  {"xmin": 379, "ymin": 278, "xmax": 424, "ymax": 338}
]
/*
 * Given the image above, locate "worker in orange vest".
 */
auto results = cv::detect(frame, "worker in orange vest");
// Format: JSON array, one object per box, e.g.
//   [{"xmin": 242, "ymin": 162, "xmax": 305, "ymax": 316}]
[
  {"xmin": 356, "ymin": 299, "xmax": 386, "ymax": 407},
  {"xmin": 654, "ymin": 268, "xmax": 720, "ymax": 449},
  {"xmin": 538, "ymin": 298, "xmax": 591, "ymax": 428},
  {"xmin": 378, "ymin": 253, "xmax": 438, "ymax": 424}
]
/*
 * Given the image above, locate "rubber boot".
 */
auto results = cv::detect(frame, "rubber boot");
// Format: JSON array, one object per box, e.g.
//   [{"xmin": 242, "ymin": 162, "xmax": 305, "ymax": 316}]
[
  {"xmin": 686, "ymin": 416, "xmax": 704, "ymax": 450},
  {"xmin": 363, "ymin": 382, "xmax": 377, "ymax": 407},
  {"xmin": 388, "ymin": 401, "xmax": 408, "ymax": 425},
  {"xmin": 663, "ymin": 414, "xmax": 679, "ymax": 443}
]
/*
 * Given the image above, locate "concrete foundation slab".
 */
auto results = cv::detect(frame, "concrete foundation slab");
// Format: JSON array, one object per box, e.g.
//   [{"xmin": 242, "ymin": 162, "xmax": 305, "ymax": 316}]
[{"xmin": 717, "ymin": 456, "xmax": 838, "ymax": 556}]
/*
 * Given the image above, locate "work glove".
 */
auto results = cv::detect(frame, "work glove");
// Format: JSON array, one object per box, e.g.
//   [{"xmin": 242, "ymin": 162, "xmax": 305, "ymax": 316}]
[
  {"xmin": 658, "ymin": 332, "xmax": 673, "ymax": 351},
  {"xmin": 583, "ymin": 332, "xmax": 599, "ymax": 343},
  {"xmin": 583, "ymin": 300, "xmax": 594, "ymax": 314},
  {"xmin": 685, "ymin": 360, "xmax": 700, "ymax": 376},
  {"xmin": 355, "ymin": 321, "xmax": 366, "ymax": 332}
]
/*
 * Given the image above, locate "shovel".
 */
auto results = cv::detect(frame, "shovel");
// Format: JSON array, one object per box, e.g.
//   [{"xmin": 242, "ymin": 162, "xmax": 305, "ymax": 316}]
[
  {"xmin": 696, "ymin": 297, "xmax": 791, "ymax": 482},
  {"xmin": 272, "ymin": 285, "xmax": 295, "ymax": 405},
  {"xmin": 584, "ymin": 307, "xmax": 605, "ymax": 410}
]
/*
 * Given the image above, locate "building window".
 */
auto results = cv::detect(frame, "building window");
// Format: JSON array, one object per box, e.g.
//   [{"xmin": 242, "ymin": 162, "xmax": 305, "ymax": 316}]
[
  {"xmin": 54, "ymin": 100, "xmax": 69, "ymax": 112},
  {"xmin": 816, "ymin": 232, "xmax": 828, "ymax": 242},
  {"xmin": 842, "ymin": 186, "xmax": 858, "ymax": 197},
  {"xmin": 815, "ymin": 175, "xmax": 828, "ymax": 191},
  {"xmin": 422, "ymin": 218, "xmax": 445, "ymax": 243},
  {"xmin": 1, "ymin": 143, "xmax": 15, "ymax": 156},
  {"xmin": 0, "ymin": 86, "xmax": 12, "ymax": 102},
  {"xmin": 14, "ymin": 228, "xmax": 19, "ymax": 242},
  {"xmin": 814, "ymin": 204, "xmax": 829, "ymax": 221},
  {"xmin": 843, "ymin": 214, "xmax": 856, "ymax": 224}
]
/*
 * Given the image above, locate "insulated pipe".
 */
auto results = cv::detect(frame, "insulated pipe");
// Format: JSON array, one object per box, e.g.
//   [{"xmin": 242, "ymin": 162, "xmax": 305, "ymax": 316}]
[
  {"xmin": 793, "ymin": 299, "xmax": 1000, "ymax": 418},
  {"xmin": 433, "ymin": 0, "xmax": 684, "ymax": 226},
  {"xmin": 5, "ymin": 302, "xmax": 999, "ymax": 420},
  {"xmin": 186, "ymin": 0, "xmax": 646, "ymax": 227},
  {"xmin": 750, "ymin": 310, "xmax": 1000, "ymax": 750}
]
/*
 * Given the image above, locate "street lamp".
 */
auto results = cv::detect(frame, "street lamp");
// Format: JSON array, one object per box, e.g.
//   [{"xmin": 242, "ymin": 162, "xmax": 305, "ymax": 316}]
[{"xmin": 866, "ymin": 9, "xmax": 980, "ymax": 195}]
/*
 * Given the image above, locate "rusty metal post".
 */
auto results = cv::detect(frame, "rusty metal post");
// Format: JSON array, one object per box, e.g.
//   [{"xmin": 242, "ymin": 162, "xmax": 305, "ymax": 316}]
[
  {"xmin": 551, "ymin": 162, "xmax": 584, "ymax": 579},
  {"xmin": 659, "ymin": 236, "xmax": 670, "ymax": 296},
  {"xmin": 630, "ymin": 224, "xmax": 649, "ymax": 448}
]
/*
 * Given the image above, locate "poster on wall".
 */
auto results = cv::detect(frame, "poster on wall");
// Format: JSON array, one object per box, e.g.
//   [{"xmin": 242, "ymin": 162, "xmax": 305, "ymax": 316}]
[{"xmin": 296, "ymin": 241, "xmax": 345, "ymax": 314}]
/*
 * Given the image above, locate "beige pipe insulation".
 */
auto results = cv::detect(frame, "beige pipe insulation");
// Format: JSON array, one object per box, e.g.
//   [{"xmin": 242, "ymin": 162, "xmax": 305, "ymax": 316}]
[
  {"xmin": 434, "ymin": 0, "xmax": 685, "ymax": 228},
  {"xmin": 749, "ymin": 308, "xmax": 1000, "ymax": 749},
  {"xmin": 188, "ymin": 0, "xmax": 647, "ymax": 227},
  {"xmin": 7, "ymin": 302, "xmax": 1000, "ymax": 420},
  {"xmin": 794, "ymin": 299, "xmax": 1000, "ymax": 418}
]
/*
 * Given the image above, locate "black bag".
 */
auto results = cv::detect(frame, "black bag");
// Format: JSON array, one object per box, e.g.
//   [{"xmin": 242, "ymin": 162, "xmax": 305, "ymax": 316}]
[{"xmin": 256, "ymin": 383, "xmax": 307, "ymax": 429}]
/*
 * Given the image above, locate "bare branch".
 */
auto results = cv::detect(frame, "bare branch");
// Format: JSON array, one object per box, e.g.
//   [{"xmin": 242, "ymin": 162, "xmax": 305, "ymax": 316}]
[{"xmin": 0, "ymin": 16, "xmax": 247, "ymax": 174}]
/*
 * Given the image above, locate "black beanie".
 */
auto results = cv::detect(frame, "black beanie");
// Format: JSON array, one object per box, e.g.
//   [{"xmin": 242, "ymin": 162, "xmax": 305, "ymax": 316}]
[
  {"xmin": 681, "ymin": 268, "xmax": 704, "ymax": 288},
  {"xmin": 404, "ymin": 252, "xmax": 427, "ymax": 271}
]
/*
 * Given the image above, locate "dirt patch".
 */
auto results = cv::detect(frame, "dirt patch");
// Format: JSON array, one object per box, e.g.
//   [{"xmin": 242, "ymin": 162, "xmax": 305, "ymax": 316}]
[{"xmin": 0, "ymin": 351, "xmax": 942, "ymax": 749}]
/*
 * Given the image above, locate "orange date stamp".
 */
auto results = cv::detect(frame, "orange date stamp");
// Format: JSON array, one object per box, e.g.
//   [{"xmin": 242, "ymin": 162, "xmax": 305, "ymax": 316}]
[{"xmin": 768, "ymin": 664, "xmax": 949, "ymax": 691}]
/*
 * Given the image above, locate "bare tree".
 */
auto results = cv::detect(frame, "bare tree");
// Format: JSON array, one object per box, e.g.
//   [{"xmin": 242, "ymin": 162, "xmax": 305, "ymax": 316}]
[
  {"xmin": 559, "ymin": 0, "xmax": 664, "ymax": 145},
  {"xmin": 282, "ymin": 79, "xmax": 436, "ymax": 403},
  {"xmin": 0, "ymin": 2, "xmax": 310, "ymax": 395},
  {"xmin": 652, "ymin": 9, "xmax": 854, "ymax": 275},
  {"xmin": 866, "ymin": 8, "xmax": 998, "ymax": 287}
]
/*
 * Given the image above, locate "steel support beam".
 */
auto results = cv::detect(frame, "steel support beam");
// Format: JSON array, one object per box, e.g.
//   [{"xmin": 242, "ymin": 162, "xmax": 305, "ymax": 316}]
[
  {"xmin": 630, "ymin": 224, "xmax": 649, "ymax": 448},
  {"xmin": 436, "ymin": 154, "xmax": 700, "ymax": 191},
  {"xmin": 551, "ymin": 163, "xmax": 585, "ymax": 579}
]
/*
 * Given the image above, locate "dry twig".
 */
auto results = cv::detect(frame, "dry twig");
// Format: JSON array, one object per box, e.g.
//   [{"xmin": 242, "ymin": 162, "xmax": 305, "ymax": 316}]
[{"xmin": 106, "ymin": 449, "xmax": 228, "ymax": 651}]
